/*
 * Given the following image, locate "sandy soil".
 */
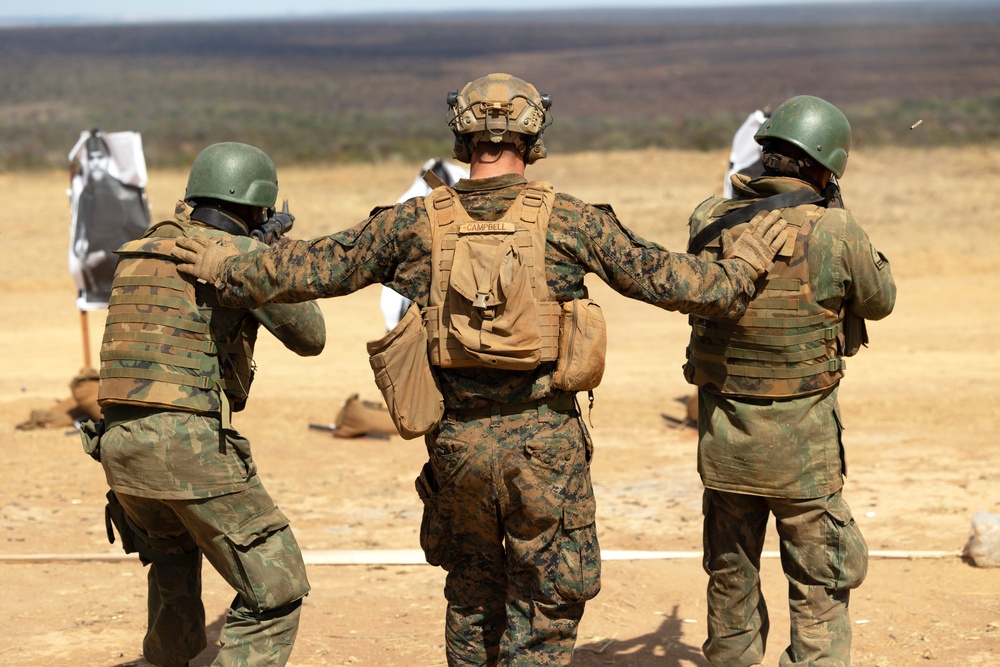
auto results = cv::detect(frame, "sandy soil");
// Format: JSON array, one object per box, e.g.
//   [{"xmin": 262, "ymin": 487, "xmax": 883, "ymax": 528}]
[{"xmin": 2, "ymin": 146, "xmax": 999, "ymax": 666}]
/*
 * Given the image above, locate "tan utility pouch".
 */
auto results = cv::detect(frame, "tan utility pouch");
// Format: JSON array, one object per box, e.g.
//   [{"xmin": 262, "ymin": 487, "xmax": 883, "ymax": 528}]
[
  {"xmin": 446, "ymin": 233, "xmax": 544, "ymax": 369},
  {"xmin": 424, "ymin": 182, "xmax": 560, "ymax": 370},
  {"xmin": 367, "ymin": 303, "xmax": 445, "ymax": 440},
  {"xmin": 552, "ymin": 299, "xmax": 607, "ymax": 391}
]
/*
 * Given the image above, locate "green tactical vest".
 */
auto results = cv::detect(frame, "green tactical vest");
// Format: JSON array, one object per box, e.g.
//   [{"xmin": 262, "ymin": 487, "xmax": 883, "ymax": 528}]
[
  {"xmin": 98, "ymin": 220, "xmax": 256, "ymax": 417},
  {"xmin": 422, "ymin": 181, "xmax": 561, "ymax": 370},
  {"xmin": 684, "ymin": 203, "xmax": 844, "ymax": 398}
]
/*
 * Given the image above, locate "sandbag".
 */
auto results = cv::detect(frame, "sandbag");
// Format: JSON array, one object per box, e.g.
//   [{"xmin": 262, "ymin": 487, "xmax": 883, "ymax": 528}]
[
  {"xmin": 70, "ymin": 367, "xmax": 102, "ymax": 422},
  {"xmin": 332, "ymin": 394, "xmax": 399, "ymax": 439}
]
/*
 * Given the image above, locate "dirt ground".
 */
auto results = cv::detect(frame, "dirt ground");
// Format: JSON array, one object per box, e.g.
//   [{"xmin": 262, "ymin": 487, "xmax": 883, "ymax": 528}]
[{"xmin": 2, "ymin": 146, "xmax": 999, "ymax": 666}]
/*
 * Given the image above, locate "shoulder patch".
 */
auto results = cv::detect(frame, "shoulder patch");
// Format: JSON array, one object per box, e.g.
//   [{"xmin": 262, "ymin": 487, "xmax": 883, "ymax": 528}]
[{"xmin": 870, "ymin": 243, "xmax": 886, "ymax": 269}]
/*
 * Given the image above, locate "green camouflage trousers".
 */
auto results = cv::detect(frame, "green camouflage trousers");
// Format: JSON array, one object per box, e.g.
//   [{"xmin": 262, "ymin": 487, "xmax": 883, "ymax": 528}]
[
  {"xmin": 701, "ymin": 489, "xmax": 868, "ymax": 667},
  {"xmin": 415, "ymin": 399, "xmax": 601, "ymax": 666},
  {"xmin": 113, "ymin": 483, "xmax": 310, "ymax": 667}
]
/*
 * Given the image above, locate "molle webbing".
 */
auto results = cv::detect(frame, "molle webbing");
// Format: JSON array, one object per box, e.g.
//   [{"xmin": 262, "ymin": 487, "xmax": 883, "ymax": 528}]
[
  {"xmin": 686, "ymin": 208, "xmax": 844, "ymax": 398},
  {"xmin": 424, "ymin": 182, "xmax": 560, "ymax": 369},
  {"xmin": 98, "ymin": 239, "xmax": 234, "ymax": 416}
]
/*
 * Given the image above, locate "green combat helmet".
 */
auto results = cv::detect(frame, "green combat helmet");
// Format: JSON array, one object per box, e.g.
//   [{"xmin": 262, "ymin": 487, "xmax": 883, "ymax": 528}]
[
  {"xmin": 446, "ymin": 73, "xmax": 552, "ymax": 164},
  {"xmin": 185, "ymin": 142, "xmax": 278, "ymax": 208},
  {"xmin": 754, "ymin": 95, "xmax": 852, "ymax": 178}
]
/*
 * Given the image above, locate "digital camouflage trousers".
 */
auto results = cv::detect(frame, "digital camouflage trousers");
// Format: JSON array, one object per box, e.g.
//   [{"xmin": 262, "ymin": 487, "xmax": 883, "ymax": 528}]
[
  {"xmin": 112, "ymin": 482, "xmax": 310, "ymax": 667},
  {"xmin": 701, "ymin": 488, "xmax": 868, "ymax": 667},
  {"xmin": 415, "ymin": 399, "xmax": 601, "ymax": 666}
]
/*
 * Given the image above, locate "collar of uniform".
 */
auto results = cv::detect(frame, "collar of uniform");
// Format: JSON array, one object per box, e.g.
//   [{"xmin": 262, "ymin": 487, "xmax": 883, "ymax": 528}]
[
  {"xmin": 189, "ymin": 205, "xmax": 251, "ymax": 236},
  {"xmin": 738, "ymin": 175, "xmax": 821, "ymax": 199},
  {"xmin": 453, "ymin": 173, "xmax": 528, "ymax": 193}
]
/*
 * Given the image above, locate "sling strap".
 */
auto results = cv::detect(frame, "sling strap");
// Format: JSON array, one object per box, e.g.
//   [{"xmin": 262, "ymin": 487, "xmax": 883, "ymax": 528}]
[{"xmin": 687, "ymin": 189, "xmax": 824, "ymax": 254}]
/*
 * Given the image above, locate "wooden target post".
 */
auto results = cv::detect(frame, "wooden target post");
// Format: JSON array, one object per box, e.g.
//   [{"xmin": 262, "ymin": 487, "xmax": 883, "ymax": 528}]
[{"xmin": 80, "ymin": 310, "xmax": 92, "ymax": 369}]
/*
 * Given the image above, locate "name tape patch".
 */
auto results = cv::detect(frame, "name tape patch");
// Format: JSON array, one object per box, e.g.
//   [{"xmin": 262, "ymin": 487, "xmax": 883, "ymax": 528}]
[{"xmin": 460, "ymin": 221, "xmax": 517, "ymax": 234}]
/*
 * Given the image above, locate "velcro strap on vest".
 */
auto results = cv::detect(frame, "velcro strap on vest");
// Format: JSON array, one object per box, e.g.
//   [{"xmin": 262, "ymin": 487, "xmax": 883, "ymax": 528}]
[
  {"xmin": 100, "ymin": 367, "xmax": 216, "ymax": 390},
  {"xmin": 693, "ymin": 320, "xmax": 838, "ymax": 347},
  {"xmin": 747, "ymin": 297, "xmax": 799, "ymax": 311},
  {"xmin": 101, "ymin": 348, "xmax": 204, "ymax": 370},
  {"xmin": 108, "ymin": 293, "xmax": 187, "ymax": 310},
  {"xmin": 691, "ymin": 342, "xmax": 831, "ymax": 364},
  {"xmin": 117, "ymin": 239, "xmax": 159, "ymax": 254},
  {"xmin": 734, "ymin": 312, "xmax": 829, "ymax": 329},
  {"xmin": 760, "ymin": 278, "xmax": 801, "ymax": 292},
  {"xmin": 106, "ymin": 312, "xmax": 210, "ymax": 335},
  {"xmin": 111, "ymin": 275, "xmax": 187, "ymax": 291},
  {"xmin": 697, "ymin": 358, "xmax": 844, "ymax": 380},
  {"xmin": 103, "ymin": 329, "xmax": 217, "ymax": 354}
]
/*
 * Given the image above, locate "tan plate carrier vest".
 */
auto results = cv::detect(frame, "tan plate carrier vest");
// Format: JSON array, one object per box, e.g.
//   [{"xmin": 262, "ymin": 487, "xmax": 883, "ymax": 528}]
[
  {"xmin": 685, "ymin": 204, "xmax": 845, "ymax": 399},
  {"xmin": 98, "ymin": 223, "xmax": 253, "ymax": 423},
  {"xmin": 421, "ymin": 182, "xmax": 561, "ymax": 371}
]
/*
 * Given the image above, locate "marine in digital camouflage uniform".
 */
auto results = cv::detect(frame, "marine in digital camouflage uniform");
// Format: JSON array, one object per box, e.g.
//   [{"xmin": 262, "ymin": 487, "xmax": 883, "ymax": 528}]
[
  {"xmin": 89, "ymin": 143, "xmax": 326, "ymax": 667},
  {"xmin": 172, "ymin": 74, "xmax": 787, "ymax": 666},
  {"xmin": 683, "ymin": 96, "xmax": 896, "ymax": 667}
]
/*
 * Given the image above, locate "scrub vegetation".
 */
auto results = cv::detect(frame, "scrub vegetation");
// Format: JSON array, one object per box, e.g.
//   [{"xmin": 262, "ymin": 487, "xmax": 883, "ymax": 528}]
[{"xmin": 1, "ymin": 3, "xmax": 999, "ymax": 170}]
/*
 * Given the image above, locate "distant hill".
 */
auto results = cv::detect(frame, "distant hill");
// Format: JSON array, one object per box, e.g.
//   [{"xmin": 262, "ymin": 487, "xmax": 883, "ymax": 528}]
[{"xmin": 1, "ymin": 1, "xmax": 998, "ymax": 169}]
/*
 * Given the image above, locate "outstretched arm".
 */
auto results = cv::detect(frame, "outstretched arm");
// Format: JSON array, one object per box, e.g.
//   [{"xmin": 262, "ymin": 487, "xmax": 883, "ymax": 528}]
[
  {"xmin": 251, "ymin": 302, "xmax": 326, "ymax": 357},
  {"xmin": 561, "ymin": 202, "xmax": 786, "ymax": 318},
  {"xmin": 171, "ymin": 205, "xmax": 411, "ymax": 309}
]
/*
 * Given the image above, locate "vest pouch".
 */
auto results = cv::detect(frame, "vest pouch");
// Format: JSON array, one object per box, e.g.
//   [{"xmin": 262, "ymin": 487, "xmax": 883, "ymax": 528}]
[
  {"xmin": 446, "ymin": 235, "xmax": 542, "ymax": 370},
  {"xmin": 553, "ymin": 299, "xmax": 607, "ymax": 391},
  {"xmin": 840, "ymin": 309, "xmax": 868, "ymax": 357},
  {"xmin": 367, "ymin": 303, "xmax": 445, "ymax": 440},
  {"xmin": 79, "ymin": 418, "xmax": 105, "ymax": 462}
]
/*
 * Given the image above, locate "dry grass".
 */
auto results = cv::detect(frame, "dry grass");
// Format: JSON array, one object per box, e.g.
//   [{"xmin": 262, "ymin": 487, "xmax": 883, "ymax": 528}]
[{"xmin": 2, "ymin": 146, "xmax": 999, "ymax": 666}]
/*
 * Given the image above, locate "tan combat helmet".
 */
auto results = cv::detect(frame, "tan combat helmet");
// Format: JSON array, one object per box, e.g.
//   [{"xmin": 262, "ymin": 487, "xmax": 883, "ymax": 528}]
[{"xmin": 446, "ymin": 73, "xmax": 552, "ymax": 164}]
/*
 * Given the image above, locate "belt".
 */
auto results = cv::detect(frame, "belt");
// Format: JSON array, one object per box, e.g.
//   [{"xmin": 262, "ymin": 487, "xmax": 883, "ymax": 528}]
[
  {"xmin": 448, "ymin": 394, "xmax": 577, "ymax": 420},
  {"xmin": 103, "ymin": 404, "xmax": 207, "ymax": 430}
]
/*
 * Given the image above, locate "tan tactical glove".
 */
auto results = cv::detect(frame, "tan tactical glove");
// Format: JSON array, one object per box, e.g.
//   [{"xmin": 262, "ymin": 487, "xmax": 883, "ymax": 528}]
[
  {"xmin": 724, "ymin": 210, "xmax": 789, "ymax": 276},
  {"xmin": 171, "ymin": 236, "xmax": 239, "ymax": 284}
]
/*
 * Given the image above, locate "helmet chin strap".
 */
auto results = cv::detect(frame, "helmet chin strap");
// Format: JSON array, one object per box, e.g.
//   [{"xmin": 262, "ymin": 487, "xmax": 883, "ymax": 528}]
[
  {"xmin": 761, "ymin": 152, "xmax": 844, "ymax": 209},
  {"xmin": 762, "ymin": 151, "xmax": 813, "ymax": 179}
]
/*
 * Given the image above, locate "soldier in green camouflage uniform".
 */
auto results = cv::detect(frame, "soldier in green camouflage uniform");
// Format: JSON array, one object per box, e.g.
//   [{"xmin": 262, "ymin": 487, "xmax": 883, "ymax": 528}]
[
  {"xmin": 87, "ymin": 143, "xmax": 326, "ymax": 667},
  {"xmin": 172, "ymin": 74, "xmax": 787, "ymax": 666},
  {"xmin": 683, "ymin": 96, "xmax": 896, "ymax": 667}
]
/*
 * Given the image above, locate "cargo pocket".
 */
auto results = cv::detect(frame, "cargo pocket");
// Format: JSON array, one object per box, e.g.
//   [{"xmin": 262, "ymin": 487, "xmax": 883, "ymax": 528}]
[
  {"xmin": 415, "ymin": 461, "xmax": 448, "ymax": 567},
  {"xmin": 833, "ymin": 404, "xmax": 847, "ymax": 476},
  {"xmin": 224, "ymin": 505, "xmax": 309, "ymax": 612},
  {"xmin": 701, "ymin": 491, "xmax": 714, "ymax": 575},
  {"xmin": 553, "ymin": 495, "xmax": 601, "ymax": 603},
  {"xmin": 826, "ymin": 494, "xmax": 868, "ymax": 591}
]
